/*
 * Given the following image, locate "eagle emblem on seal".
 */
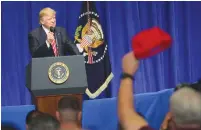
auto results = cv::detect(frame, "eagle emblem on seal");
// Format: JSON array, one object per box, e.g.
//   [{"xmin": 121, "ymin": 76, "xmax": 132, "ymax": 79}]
[{"xmin": 48, "ymin": 62, "xmax": 69, "ymax": 84}]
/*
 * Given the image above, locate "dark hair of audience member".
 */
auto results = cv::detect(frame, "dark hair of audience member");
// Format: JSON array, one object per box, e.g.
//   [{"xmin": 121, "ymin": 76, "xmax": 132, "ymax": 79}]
[
  {"xmin": 28, "ymin": 113, "xmax": 60, "ymax": 130},
  {"xmin": 26, "ymin": 110, "xmax": 43, "ymax": 125},
  {"xmin": 174, "ymin": 83, "xmax": 189, "ymax": 92},
  {"xmin": 57, "ymin": 96, "xmax": 82, "ymax": 124},
  {"xmin": 191, "ymin": 78, "xmax": 201, "ymax": 93},
  {"xmin": 175, "ymin": 78, "xmax": 201, "ymax": 93},
  {"xmin": 58, "ymin": 96, "xmax": 81, "ymax": 112}
]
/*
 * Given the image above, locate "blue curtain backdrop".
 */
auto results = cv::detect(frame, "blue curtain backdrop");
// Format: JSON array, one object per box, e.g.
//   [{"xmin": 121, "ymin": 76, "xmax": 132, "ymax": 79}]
[{"xmin": 2, "ymin": 1, "xmax": 201, "ymax": 106}]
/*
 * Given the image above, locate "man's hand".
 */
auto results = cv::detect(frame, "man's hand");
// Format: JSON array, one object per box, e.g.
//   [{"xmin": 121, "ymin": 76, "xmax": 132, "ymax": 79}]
[
  {"xmin": 122, "ymin": 51, "xmax": 139, "ymax": 75},
  {"xmin": 47, "ymin": 32, "xmax": 55, "ymax": 44}
]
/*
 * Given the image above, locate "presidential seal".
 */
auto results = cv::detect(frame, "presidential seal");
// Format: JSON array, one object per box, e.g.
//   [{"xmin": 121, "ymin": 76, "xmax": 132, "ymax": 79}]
[{"xmin": 48, "ymin": 62, "xmax": 69, "ymax": 84}]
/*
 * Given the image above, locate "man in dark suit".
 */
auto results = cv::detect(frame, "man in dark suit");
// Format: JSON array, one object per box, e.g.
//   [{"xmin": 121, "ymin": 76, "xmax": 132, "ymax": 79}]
[{"xmin": 28, "ymin": 7, "xmax": 80, "ymax": 58}]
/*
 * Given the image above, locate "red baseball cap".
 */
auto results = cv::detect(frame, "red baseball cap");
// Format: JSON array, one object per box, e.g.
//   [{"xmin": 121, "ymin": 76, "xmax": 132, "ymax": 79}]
[{"xmin": 132, "ymin": 27, "xmax": 172, "ymax": 59}]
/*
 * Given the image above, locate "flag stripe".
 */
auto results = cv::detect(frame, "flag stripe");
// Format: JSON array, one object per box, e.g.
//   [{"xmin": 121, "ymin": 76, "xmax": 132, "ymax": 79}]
[{"xmin": 80, "ymin": 35, "xmax": 92, "ymax": 48}]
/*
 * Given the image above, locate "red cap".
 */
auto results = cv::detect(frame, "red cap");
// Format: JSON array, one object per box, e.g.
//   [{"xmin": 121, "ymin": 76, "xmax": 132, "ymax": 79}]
[{"xmin": 132, "ymin": 27, "xmax": 172, "ymax": 59}]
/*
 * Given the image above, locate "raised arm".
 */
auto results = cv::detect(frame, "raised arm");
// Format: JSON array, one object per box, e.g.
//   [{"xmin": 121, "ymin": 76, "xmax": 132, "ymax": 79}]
[{"xmin": 118, "ymin": 52, "xmax": 148, "ymax": 130}]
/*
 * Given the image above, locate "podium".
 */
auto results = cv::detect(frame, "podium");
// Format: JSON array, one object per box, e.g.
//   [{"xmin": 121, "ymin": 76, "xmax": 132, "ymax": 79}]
[{"xmin": 26, "ymin": 55, "xmax": 87, "ymax": 117}]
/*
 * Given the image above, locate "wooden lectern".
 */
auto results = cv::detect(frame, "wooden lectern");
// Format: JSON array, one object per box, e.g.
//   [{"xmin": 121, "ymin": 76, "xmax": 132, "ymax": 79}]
[{"xmin": 26, "ymin": 55, "xmax": 87, "ymax": 117}]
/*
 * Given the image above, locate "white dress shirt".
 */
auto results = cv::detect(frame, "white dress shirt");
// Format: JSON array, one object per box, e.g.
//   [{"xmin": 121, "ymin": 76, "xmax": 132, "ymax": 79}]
[{"xmin": 42, "ymin": 25, "xmax": 51, "ymax": 48}]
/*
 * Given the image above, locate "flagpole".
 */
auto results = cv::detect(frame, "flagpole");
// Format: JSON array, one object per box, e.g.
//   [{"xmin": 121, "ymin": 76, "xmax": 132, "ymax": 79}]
[
  {"xmin": 86, "ymin": 1, "xmax": 93, "ymax": 64},
  {"xmin": 87, "ymin": 1, "xmax": 91, "ymax": 26}
]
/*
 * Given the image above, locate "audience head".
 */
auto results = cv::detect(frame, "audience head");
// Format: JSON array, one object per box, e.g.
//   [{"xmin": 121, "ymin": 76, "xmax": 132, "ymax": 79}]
[
  {"xmin": 56, "ymin": 96, "xmax": 82, "ymax": 123},
  {"xmin": 26, "ymin": 110, "xmax": 43, "ymax": 125},
  {"xmin": 39, "ymin": 7, "xmax": 56, "ymax": 28},
  {"xmin": 28, "ymin": 113, "xmax": 60, "ymax": 130},
  {"xmin": 25, "ymin": 110, "xmax": 43, "ymax": 129},
  {"xmin": 170, "ymin": 87, "xmax": 201, "ymax": 128}
]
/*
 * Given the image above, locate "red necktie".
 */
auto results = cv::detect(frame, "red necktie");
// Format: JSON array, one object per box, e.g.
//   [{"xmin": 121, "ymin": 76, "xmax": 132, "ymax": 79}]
[{"xmin": 52, "ymin": 39, "xmax": 58, "ymax": 56}]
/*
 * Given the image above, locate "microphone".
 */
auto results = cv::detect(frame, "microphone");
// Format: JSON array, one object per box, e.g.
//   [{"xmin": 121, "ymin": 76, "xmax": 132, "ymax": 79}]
[
  {"xmin": 50, "ymin": 26, "xmax": 59, "ymax": 56},
  {"xmin": 50, "ymin": 26, "xmax": 55, "ymax": 33}
]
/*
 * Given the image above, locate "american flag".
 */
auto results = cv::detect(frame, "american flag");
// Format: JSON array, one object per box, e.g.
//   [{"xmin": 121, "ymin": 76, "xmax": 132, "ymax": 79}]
[{"xmin": 80, "ymin": 35, "xmax": 92, "ymax": 48}]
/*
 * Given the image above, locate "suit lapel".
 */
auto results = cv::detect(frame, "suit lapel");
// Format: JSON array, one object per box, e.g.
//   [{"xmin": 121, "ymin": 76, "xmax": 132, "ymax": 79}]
[
  {"xmin": 39, "ymin": 26, "xmax": 47, "ymax": 45},
  {"xmin": 38, "ymin": 26, "xmax": 55, "ymax": 56}
]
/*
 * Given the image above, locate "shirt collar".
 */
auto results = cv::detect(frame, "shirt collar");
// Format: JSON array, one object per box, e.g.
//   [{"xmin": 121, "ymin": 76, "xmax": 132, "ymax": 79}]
[{"xmin": 42, "ymin": 25, "xmax": 50, "ymax": 34}]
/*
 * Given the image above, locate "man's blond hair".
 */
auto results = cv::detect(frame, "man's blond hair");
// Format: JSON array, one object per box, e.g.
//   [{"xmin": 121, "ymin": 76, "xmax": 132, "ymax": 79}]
[{"xmin": 39, "ymin": 7, "xmax": 56, "ymax": 24}]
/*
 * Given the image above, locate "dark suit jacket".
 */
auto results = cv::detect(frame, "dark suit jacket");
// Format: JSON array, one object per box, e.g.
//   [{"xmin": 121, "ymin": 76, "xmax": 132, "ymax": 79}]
[{"xmin": 28, "ymin": 26, "xmax": 80, "ymax": 58}]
